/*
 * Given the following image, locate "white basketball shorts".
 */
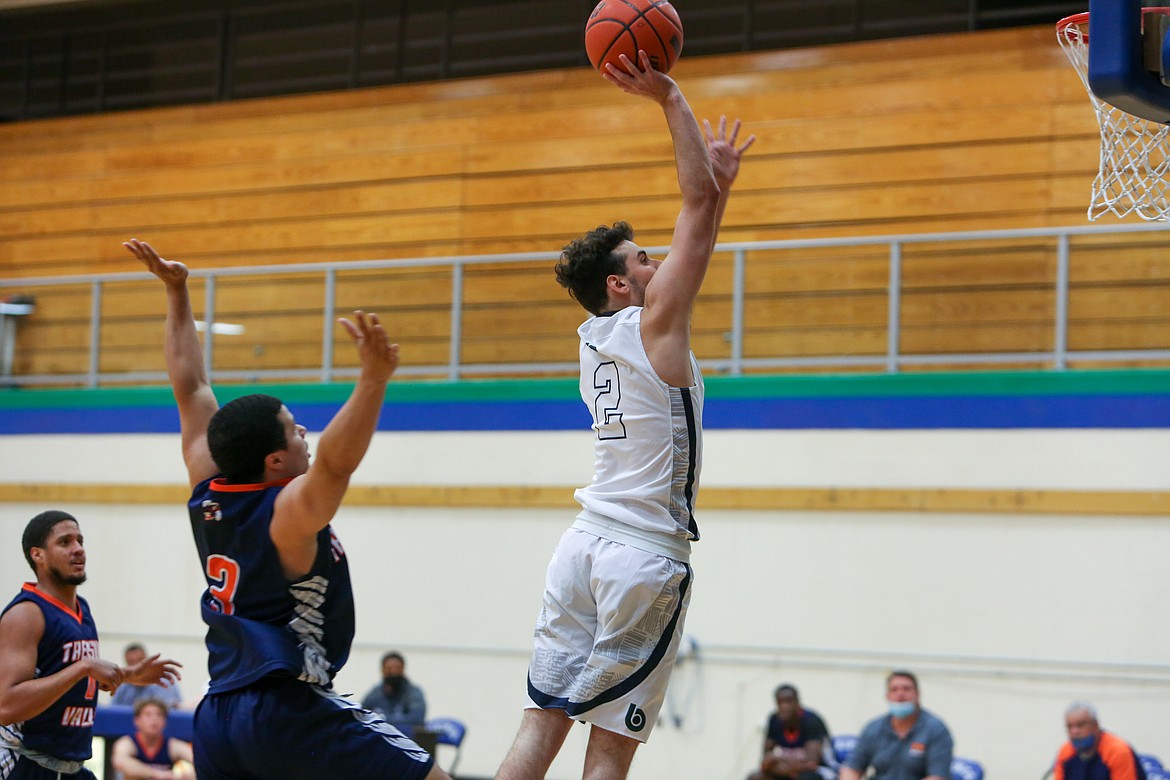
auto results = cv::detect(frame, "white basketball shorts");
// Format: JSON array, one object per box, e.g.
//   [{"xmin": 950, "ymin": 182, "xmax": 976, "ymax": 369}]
[{"xmin": 524, "ymin": 527, "xmax": 693, "ymax": 742}]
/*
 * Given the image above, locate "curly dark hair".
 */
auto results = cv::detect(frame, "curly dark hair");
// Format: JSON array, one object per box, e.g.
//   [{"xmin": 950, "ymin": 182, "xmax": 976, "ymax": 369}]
[
  {"xmin": 207, "ymin": 393, "xmax": 287, "ymax": 484},
  {"xmin": 555, "ymin": 221, "xmax": 635, "ymax": 315}
]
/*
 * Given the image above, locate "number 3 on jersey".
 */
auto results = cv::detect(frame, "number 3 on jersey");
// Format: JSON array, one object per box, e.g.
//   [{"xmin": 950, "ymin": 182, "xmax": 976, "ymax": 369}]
[
  {"xmin": 593, "ymin": 361, "xmax": 627, "ymax": 440},
  {"xmin": 206, "ymin": 554, "xmax": 241, "ymax": 615}
]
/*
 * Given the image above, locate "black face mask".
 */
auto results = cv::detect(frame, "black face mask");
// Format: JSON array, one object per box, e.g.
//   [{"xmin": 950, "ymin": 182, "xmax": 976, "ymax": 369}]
[{"xmin": 383, "ymin": 674, "xmax": 405, "ymax": 693}]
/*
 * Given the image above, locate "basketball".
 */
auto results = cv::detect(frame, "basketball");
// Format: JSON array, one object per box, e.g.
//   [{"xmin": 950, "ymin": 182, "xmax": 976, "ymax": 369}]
[{"xmin": 585, "ymin": 0, "xmax": 684, "ymax": 75}]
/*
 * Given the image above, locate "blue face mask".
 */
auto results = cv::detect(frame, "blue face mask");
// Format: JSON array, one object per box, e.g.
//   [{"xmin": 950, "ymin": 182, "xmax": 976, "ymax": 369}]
[
  {"xmin": 1072, "ymin": 735, "xmax": 1097, "ymax": 753},
  {"xmin": 888, "ymin": 701, "xmax": 916, "ymax": 719}
]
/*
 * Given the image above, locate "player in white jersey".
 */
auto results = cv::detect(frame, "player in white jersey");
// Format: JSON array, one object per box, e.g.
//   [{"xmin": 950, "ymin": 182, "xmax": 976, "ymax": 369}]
[{"xmin": 495, "ymin": 50, "xmax": 753, "ymax": 780}]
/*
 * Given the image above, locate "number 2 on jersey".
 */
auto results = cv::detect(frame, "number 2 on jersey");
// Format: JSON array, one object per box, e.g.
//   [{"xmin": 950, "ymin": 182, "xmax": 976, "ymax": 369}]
[
  {"xmin": 593, "ymin": 361, "xmax": 627, "ymax": 440},
  {"xmin": 206, "ymin": 554, "xmax": 240, "ymax": 615}
]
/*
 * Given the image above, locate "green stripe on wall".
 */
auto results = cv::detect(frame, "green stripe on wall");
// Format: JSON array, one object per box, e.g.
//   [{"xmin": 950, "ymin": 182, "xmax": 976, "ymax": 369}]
[
  {"xmin": 704, "ymin": 368, "xmax": 1170, "ymax": 398},
  {"xmin": 0, "ymin": 369, "xmax": 1167, "ymax": 409},
  {"xmin": 0, "ymin": 378, "xmax": 581, "ymax": 408}
]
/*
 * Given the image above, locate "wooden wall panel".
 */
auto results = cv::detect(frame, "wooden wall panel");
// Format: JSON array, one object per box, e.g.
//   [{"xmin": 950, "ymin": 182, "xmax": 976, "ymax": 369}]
[{"xmin": 2, "ymin": 24, "xmax": 1168, "ymax": 381}]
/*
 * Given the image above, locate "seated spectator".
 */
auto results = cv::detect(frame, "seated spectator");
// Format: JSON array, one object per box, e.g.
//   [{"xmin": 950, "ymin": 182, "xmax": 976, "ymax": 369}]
[
  {"xmin": 361, "ymin": 650, "xmax": 426, "ymax": 727},
  {"xmin": 110, "ymin": 642, "xmax": 183, "ymax": 709},
  {"xmin": 1054, "ymin": 701, "xmax": 1144, "ymax": 780},
  {"xmin": 840, "ymin": 670, "xmax": 953, "ymax": 780},
  {"xmin": 111, "ymin": 698, "xmax": 194, "ymax": 780},
  {"xmin": 748, "ymin": 683, "xmax": 835, "ymax": 780}
]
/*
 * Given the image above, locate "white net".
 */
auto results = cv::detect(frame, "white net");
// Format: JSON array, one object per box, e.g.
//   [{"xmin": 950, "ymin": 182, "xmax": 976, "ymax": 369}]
[{"xmin": 1058, "ymin": 12, "xmax": 1170, "ymax": 220}]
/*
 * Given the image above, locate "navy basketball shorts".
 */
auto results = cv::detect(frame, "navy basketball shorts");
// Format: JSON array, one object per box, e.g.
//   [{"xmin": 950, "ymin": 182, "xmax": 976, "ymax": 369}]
[{"xmin": 194, "ymin": 676, "xmax": 434, "ymax": 780}]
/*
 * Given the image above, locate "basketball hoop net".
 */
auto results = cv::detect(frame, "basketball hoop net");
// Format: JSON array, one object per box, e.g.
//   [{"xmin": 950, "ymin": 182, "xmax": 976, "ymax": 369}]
[{"xmin": 1057, "ymin": 9, "xmax": 1170, "ymax": 221}]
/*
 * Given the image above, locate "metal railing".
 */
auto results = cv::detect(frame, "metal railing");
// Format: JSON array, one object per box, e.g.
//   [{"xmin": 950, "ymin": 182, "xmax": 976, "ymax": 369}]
[{"xmin": 3, "ymin": 222, "xmax": 1170, "ymax": 388}]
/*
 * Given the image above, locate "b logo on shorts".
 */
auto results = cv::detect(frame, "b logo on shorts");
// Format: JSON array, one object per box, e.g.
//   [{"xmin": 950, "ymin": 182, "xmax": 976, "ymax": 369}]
[
  {"xmin": 624, "ymin": 703, "xmax": 646, "ymax": 732},
  {"xmin": 201, "ymin": 500, "xmax": 223, "ymax": 522}
]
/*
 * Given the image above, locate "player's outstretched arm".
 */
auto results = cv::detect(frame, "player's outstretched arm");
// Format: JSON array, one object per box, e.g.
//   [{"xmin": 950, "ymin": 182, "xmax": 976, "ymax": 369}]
[
  {"xmin": 271, "ymin": 311, "xmax": 399, "ymax": 577},
  {"xmin": 603, "ymin": 50, "xmax": 717, "ymax": 224},
  {"xmin": 646, "ymin": 113, "xmax": 754, "ymax": 324},
  {"xmin": 606, "ymin": 53, "xmax": 720, "ymax": 328},
  {"xmin": 704, "ymin": 115, "xmax": 755, "ymax": 254},
  {"xmin": 605, "ymin": 51, "xmax": 720, "ymax": 384},
  {"xmin": 124, "ymin": 239, "xmax": 219, "ymax": 488},
  {"xmin": 0, "ymin": 602, "xmax": 123, "ymax": 725}
]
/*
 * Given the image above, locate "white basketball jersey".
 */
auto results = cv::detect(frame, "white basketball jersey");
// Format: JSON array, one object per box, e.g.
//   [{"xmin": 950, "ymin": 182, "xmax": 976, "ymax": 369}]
[{"xmin": 573, "ymin": 307, "xmax": 703, "ymax": 554}]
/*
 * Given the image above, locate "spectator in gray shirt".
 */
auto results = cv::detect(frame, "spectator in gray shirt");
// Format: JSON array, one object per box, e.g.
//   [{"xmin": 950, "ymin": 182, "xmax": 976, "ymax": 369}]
[
  {"xmin": 361, "ymin": 650, "xmax": 427, "ymax": 727},
  {"xmin": 839, "ymin": 670, "xmax": 952, "ymax": 780},
  {"xmin": 110, "ymin": 642, "xmax": 184, "ymax": 709}
]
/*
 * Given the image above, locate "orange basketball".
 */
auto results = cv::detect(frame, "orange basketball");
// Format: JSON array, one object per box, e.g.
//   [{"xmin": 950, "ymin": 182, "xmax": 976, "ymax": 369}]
[{"xmin": 585, "ymin": 0, "xmax": 684, "ymax": 75}]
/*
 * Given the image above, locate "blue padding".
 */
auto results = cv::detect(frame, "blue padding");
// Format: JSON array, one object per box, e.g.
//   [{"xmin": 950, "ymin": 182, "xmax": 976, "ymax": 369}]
[
  {"xmin": 93, "ymin": 704, "xmax": 194, "ymax": 741},
  {"xmin": 705, "ymin": 394, "xmax": 1170, "ymax": 429},
  {"xmin": 1, "ymin": 407, "xmax": 181, "ymax": 434},
  {"xmin": 1087, "ymin": 0, "xmax": 1170, "ymax": 122},
  {"xmin": 1, "ymin": 394, "xmax": 1168, "ymax": 433},
  {"xmin": 373, "ymin": 401, "xmax": 592, "ymax": 431},
  {"xmin": 0, "ymin": 402, "xmax": 591, "ymax": 434}
]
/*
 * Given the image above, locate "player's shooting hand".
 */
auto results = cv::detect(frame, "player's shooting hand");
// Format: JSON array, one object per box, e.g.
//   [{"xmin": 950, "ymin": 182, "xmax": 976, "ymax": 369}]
[
  {"xmin": 603, "ymin": 50, "xmax": 678, "ymax": 104},
  {"xmin": 123, "ymin": 653, "xmax": 183, "ymax": 688},
  {"xmin": 124, "ymin": 239, "xmax": 189, "ymax": 287},
  {"xmin": 704, "ymin": 116, "xmax": 755, "ymax": 188},
  {"xmin": 339, "ymin": 310, "xmax": 400, "ymax": 384}
]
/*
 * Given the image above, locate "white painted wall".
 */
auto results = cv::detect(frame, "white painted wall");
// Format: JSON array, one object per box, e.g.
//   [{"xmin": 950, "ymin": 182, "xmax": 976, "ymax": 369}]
[
  {"xmin": 1, "ymin": 429, "xmax": 1167, "ymax": 779},
  {"xmin": 6, "ymin": 429, "xmax": 1170, "ymax": 489}
]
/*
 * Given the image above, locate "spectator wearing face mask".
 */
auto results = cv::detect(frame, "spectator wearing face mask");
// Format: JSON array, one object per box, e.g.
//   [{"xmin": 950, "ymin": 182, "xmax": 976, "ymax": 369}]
[
  {"xmin": 361, "ymin": 651, "xmax": 427, "ymax": 728},
  {"xmin": 839, "ymin": 670, "xmax": 953, "ymax": 780},
  {"xmin": 1053, "ymin": 701, "xmax": 1143, "ymax": 780}
]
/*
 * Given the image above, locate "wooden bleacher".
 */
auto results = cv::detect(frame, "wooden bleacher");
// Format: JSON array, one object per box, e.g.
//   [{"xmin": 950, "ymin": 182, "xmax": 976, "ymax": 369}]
[{"xmin": 1, "ymin": 24, "xmax": 1168, "ymax": 380}]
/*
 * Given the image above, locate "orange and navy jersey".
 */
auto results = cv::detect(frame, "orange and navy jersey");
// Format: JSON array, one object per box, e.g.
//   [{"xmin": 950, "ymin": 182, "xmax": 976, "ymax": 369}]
[
  {"xmin": 131, "ymin": 732, "xmax": 174, "ymax": 767},
  {"xmin": 1, "ymin": 583, "xmax": 99, "ymax": 762},
  {"xmin": 1054, "ymin": 731, "xmax": 1143, "ymax": 780},
  {"xmin": 189, "ymin": 475, "xmax": 355, "ymax": 694}
]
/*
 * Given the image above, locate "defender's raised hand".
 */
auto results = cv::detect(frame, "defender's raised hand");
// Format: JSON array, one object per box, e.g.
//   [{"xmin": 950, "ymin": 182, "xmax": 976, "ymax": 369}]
[
  {"xmin": 338, "ymin": 310, "xmax": 399, "ymax": 384},
  {"xmin": 123, "ymin": 238, "xmax": 189, "ymax": 287}
]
